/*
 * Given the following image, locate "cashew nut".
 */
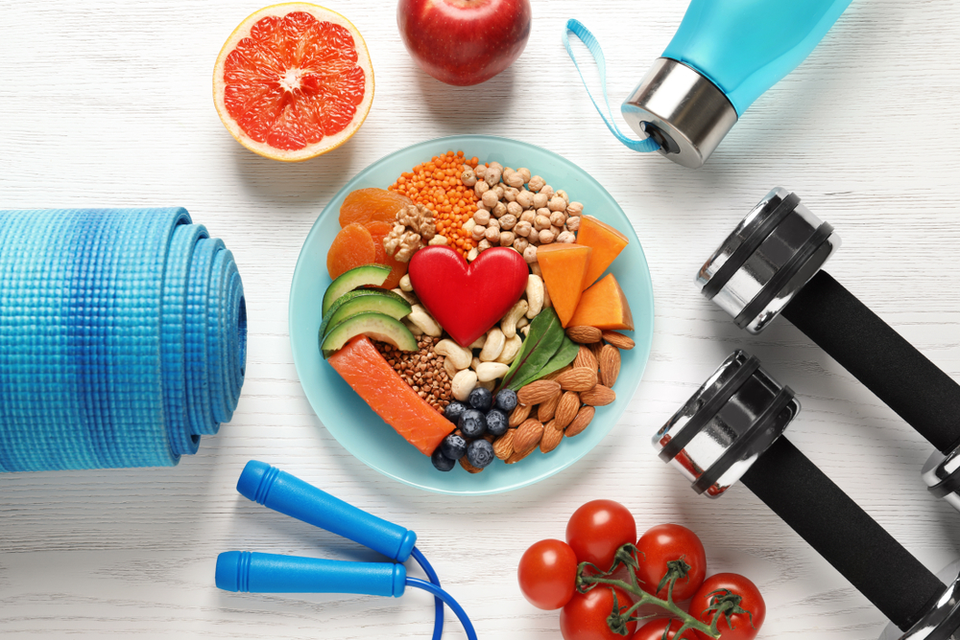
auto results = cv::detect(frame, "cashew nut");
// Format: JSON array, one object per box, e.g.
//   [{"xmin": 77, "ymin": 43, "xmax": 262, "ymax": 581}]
[
  {"xmin": 392, "ymin": 287, "xmax": 418, "ymax": 305},
  {"xmin": 466, "ymin": 247, "xmax": 479, "ymax": 262},
  {"xmin": 472, "ymin": 356, "xmax": 481, "ymax": 370},
  {"xmin": 476, "ymin": 361, "xmax": 510, "ymax": 382},
  {"xmin": 451, "ymin": 369, "xmax": 478, "ymax": 401},
  {"xmin": 478, "ymin": 379, "xmax": 497, "ymax": 392},
  {"xmin": 469, "ymin": 333, "xmax": 488, "ymax": 350},
  {"xmin": 402, "ymin": 318, "xmax": 423, "ymax": 336},
  {"xmin": 500, "ymin": 299, "xmax": 528, "ymax": 339},
  {"xmin": 443, "ymin": 357, "xmax": 458, "ymax": 380},
  {"xmin": 434, "ymin": 339, "xmax": 472, "ymax": 370},
  {"xmin": 479, "ymin": 328, "xmax": 506, "ymax": 362},
  {"xmin": 525, "ymin": 275, "xmax": 544, "ymax": 318},
  {"xmin": 407, "ymin": 304, "xmax": 442, "ymax": 337},
  {"xmin": 398, "ymin": 275, "xmax": 413, "ymax": 293},
  {"xmin": 496, "ymin": 334, "xmax": 523, "ymax": 364}
]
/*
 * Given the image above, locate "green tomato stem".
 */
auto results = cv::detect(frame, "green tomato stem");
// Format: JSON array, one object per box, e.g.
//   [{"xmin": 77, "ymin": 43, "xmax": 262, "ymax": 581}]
[{"xmin": 577, "ymin": 544, "xmax": 721, "ymax": 639}]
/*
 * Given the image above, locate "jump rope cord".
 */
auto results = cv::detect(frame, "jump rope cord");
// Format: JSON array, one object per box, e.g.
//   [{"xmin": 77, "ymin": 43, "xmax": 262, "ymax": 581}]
[
  {"xmin": 561, "ymin": 19, "xmax": 660, "ymax": 153},
  {"xmin": 411, "ymin": 547, "xmax": 445, "ymax": 640},
  {"xmin": 405, "ymin": 577, "xmax": 478, "ymax": 640}
]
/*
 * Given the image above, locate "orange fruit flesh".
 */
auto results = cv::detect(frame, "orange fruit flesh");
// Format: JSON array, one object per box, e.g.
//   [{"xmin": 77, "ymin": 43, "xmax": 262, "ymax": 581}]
[{"xmin": 224, "ymin": 12, "xmax": 364, "ymax": 151}]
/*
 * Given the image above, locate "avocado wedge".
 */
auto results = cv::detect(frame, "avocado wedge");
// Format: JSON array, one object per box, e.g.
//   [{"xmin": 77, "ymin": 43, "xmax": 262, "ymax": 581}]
[
  {"xmin": 321, "ymin": 264, "xmax": 392, "ymax": 315},
  {"xmin": 319, "ymin": 289, "xmax": 412, "ymax": 342},
  {"xmin": 321, "ymin": 311, "xmax": 418, "ymax": 358}
]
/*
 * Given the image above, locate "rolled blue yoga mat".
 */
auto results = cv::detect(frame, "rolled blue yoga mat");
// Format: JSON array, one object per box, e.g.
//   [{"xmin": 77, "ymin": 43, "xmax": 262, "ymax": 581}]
[{"xmin": 0, "ymin": 208, "xmax": 247, "ymax": 472}]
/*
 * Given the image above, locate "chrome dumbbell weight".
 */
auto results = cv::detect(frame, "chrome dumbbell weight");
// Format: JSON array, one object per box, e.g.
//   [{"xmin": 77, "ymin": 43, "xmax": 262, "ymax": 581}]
[
  {"xmin": 654, "ymin": 351, "xmax": 959, "ymax": 639},
  {"xmin": 696, "ymin": 188, "xmax": 960, "ymax": 509}
]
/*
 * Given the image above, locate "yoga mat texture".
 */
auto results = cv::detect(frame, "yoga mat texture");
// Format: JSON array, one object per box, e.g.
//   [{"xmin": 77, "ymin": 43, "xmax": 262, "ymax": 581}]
[{"xmin": 0, "ymin": 208, "xmax": 247, "ymax": 472}]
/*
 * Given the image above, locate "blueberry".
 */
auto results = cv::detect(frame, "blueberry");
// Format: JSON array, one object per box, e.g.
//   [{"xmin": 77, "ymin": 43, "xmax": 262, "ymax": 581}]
[
  {"xmin": 494, "ymin": 388, "xmax": 518, "ymax": 413},
  {"xmin": 443, "ymin": 401, "xmax": 467, "ymax": 424},
  {"xmin": 458, "ymin": 409, "xmax": 486, "ymax": 439},
  {"xmin": 485, "ymin": 409, "xmax": 509, "ymax": 437},
  {"xmin": 440, "ymin": 432, "xmax": 468, "ymax": 460},
  {"xmin": 431, "ymin": 448, "xmax": 456, "ymax": 472},
  {"xmin": 467, "ymin": 387, "xmax": 493, "ymax": 412},
  {"xmin": 466, "ymin": 439, "xmax": 495, "ymax": 469}
]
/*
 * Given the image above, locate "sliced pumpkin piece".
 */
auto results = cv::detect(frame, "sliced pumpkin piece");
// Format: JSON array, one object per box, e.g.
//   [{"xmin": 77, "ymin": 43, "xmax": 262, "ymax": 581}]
[
  {"xmin": 536, "ymin": 243, "xmax": 593, "ymax": 327},
  {"xmin": 575, "ymin": 215, "xmax": 629, "ymax": 289},
  {"xmin": 568, "ymin": 273, "xmax": 634, "ymax": 331},
  {"xmin": 327, "ymin": 335, "xmax": 454, "ymax": 456}
]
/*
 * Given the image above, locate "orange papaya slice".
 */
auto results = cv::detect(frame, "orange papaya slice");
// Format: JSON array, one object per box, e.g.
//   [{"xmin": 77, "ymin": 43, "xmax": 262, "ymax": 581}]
[{"xmin": 568, "ymin": 273, "xmax": 634, "ymax": 331}]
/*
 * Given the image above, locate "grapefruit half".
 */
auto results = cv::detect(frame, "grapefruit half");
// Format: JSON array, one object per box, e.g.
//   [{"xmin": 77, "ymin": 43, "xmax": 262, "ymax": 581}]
[{"xmin": 213, "ymin": 3, "xmax": 374, "ymax": 162}]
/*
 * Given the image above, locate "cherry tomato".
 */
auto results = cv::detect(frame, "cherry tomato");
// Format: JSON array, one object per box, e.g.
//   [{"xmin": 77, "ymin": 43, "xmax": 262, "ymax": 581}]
[
  {"xmin": 634, "ymin": 524, "xmax": 706, "ymax": 602},
  {"xmin": 631, "ymin": 618, "xmax": 698, "ymax": 640},
  {"xmin": 566, "ymin": 499, "xmax": 637, "ymax": 569},
  {"xmin": 518, "ymin": 538, "xmax": 579, "ymax": 610},
  {"xmin": 689, "ymin": 573, "xmax": 766, "ymax": 640},
  {"xmin": 560, "ymin": 586, "xmax": 637, "ymax": 640}
]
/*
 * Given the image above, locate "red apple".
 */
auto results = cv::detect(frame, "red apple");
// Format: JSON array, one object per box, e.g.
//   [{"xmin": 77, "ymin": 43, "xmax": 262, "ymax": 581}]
[{"xmin": 397, "ymin": 0, "xmax": 532, "ymax": 86}]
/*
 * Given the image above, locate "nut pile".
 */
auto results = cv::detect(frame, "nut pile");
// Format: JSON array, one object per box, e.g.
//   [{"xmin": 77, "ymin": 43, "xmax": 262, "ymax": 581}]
[
  {"xmin": 460, "ymin": 162, "xmax": 585, "ymax": 264},
  {"xmin": 484, "ymin": 328, "xmax": 634, "ymax": 466},
  {"xmin": 375, "ymin": 336, "xmax": 453, "ymax": 412}
]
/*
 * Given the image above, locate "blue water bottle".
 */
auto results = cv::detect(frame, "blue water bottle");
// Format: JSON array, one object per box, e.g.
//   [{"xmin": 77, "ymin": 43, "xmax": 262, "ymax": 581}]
[{"xmin": 621, "ymin": 0, "xmax": 852, "ymax": 168}]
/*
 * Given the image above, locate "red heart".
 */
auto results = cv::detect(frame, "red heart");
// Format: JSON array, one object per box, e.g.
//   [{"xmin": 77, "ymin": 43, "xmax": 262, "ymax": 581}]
[{"xmin": 408, "ymin": 246, "xmax": 529, "ymax": 347}]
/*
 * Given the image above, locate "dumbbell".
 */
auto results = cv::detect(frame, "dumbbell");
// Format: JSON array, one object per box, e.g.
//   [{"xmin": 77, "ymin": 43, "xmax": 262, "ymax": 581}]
[
  {"xmin": 653, "ymin": 351, "xmax": 960, "ymax": 639},
  {"xmin": 696, "ymin": 188, "xmax": 960, "ymax": 509}
]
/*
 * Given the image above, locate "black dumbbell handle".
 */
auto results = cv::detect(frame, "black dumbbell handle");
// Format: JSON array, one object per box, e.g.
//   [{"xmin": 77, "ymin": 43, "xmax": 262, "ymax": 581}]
[
  {"xmin": 782, "ymin": 270, "xmax": 960, "ymax": 454},
  {"xmin": 742, "ymin": 437, "xmax": 945, "ymax": 631}
]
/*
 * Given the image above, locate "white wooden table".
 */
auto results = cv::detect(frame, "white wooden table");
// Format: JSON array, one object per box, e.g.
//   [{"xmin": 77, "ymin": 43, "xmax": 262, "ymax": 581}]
[{"xmin": 2, "ymin": 0, "xmax": 959, "ymax": 638}]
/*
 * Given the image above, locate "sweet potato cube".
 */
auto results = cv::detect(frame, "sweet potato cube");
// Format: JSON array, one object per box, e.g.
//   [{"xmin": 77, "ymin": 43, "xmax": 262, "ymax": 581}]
[
  {"xmin": 576, "ymin": 215, "xmax": 629, "ymax": 289},
  {"xmin": 568, "ymin": 273, "xmax": 634, "ymax": 331},
  {"xmin": 536, "ymin": 243, "xmax": 592, "ymax": 327}
]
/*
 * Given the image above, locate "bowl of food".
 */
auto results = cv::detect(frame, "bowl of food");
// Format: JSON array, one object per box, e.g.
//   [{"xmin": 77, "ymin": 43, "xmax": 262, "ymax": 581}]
[{"xmin": 289, "ymin": 135, "xmax": 654, "ymax": 495}]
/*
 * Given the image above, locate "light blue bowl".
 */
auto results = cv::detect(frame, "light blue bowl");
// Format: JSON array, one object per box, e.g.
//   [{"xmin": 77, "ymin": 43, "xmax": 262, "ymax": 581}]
[{"xmin": 289, "ymin": 135, "xmax": 654, "ymax": 495}]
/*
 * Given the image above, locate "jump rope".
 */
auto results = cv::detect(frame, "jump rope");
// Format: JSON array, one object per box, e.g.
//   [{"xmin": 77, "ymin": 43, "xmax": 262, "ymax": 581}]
[{"xmin": 216, "ymin": 461, "xmax": 477, "ymax": 640}]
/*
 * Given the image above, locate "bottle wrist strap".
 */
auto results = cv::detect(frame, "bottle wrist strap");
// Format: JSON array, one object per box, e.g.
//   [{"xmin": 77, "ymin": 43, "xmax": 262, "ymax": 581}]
[{"xmin": 562, "ymin": 19, "xmax": 660, "ymax": 153}]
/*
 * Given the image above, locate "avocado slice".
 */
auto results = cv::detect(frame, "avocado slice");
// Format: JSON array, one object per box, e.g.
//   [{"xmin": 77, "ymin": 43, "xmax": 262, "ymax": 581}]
[
  {"xmin": 319, "ymin": 290, "xmax": 412, "ymax": 342},
  {"xmin": 321, "ymin": 311, "xmax": 418, "ymax": 358},
  {"xmin": 321, "ymin": 264, "xmax": 392, "ymax": 315}
]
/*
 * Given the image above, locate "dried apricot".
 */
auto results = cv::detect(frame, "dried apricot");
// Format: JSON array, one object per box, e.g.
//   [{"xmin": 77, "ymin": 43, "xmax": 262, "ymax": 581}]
[
  {"xmin": 365, "ymin": 220, "xmax": 407, "ymax": 289},
  {"xmin": 339, "ymin": 188, "xmax": 412, "ymax": 228},
  {"xmin": 327, "ymin": 223, "xmax": 377, "ymax": 280}
]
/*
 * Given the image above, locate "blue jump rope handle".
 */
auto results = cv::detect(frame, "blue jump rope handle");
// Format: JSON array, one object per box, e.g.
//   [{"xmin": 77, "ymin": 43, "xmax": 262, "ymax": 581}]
[
  {"xmin": 237, "ymin": 461, "xmax": 417, "ymax": 563},
  {"xmin": 216, "ymin": 551, "xmax": 406, "ymax": 596}
]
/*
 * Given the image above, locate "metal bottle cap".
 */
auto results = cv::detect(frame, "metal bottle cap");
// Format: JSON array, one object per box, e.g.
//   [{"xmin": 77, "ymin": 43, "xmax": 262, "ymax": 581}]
[
  {"xmin": 696, "ymin": 188, "xmax": 842, "ymax": 334},
  {"xmin": 621, "ymin": 58, "xmax": 738, "ymax": 169},
  {"xmin": 922, "ymin": 448, "xmax": 960, "ymax": 514},
  {"xmin": 653, "ymin": 350, "xmax": 799, "ymax": 497}
]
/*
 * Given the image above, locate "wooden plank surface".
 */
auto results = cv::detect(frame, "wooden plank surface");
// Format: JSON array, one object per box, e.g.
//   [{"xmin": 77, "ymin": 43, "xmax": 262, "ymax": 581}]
[{"xmin": 2, "ymin": 0, "xmax": 959, "ymax": 638}]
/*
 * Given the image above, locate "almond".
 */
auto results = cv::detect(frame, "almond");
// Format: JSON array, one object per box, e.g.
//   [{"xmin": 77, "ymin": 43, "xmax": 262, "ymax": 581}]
[
  {"xmin": 602, "ymin": 331, "xmax": 635, "ymax": 350},
  {"xmin": 509, "ymin": 402, "xmax": 533, "ymax": 427},
  {"xmin": 553, "ymin": 391, "xmax": 580, "ymax": 429},
  {"xmin": 545, "ymin": 365, "xmax": 572, "ymax": 381},
  {"xmin": 538, "ymin": 391, "xmax": 561, "ymax": 422},
  {"xmin": 566, "ymin": 325, "xmax": 602, "ymax": 344},
  {"xmin": 599, "ymin": 344, "xmax": 621, "ymax": 387},
  {"xmin": 556, "ymin": 368, "xmax": 598, "ymax": 392},
  {"xmin": 459, "ymin": 455, "xmax": 484, "ymax": 474},
  {"xmin": 517, "ymin": 379, "xmax": 561, "ymax": 405},
  {"xmin": 580, "ymin": 384, "xmax": 616, "ymax": 406},
  {"xmin": 512, "ymin": 418, "xmax": 544, "ymax": 454},
  {"xmin": 573, "ymin": 344, "xmax": 599, "ymax": 371},
  {"xmin": 540, "ymin": 420, "xmax": 564, "ymax": 453},
  {"xmin": 565, "ymin": 405, "xmax": 595, "ymax": 437},
  {"xmin": 506, "ymin": 446, "xmax": 534, "ymax": 464},
  {"xmin": 493, "ymin": 430, "xmax": 515, "ymax": 460}
]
